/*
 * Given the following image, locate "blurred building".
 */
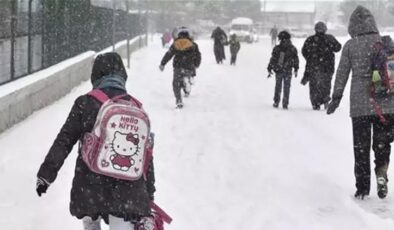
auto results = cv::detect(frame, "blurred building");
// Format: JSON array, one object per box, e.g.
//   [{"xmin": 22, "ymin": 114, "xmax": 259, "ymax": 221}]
[{"xmin": 260, "ymin": 1, "xmax": 316, "ymax": 33}]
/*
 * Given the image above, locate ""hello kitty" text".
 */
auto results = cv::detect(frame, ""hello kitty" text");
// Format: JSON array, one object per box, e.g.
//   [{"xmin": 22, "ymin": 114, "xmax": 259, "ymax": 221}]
[{"xmin": 119, "ymin": 116, "xmax": 139, "ymax": 132}]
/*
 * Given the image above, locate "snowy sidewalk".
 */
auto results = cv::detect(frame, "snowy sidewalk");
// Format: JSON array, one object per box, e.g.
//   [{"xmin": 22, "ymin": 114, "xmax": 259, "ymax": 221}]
[{"xmin": 0, "ymin": 36, "xmax": 394, "ymax": 230}]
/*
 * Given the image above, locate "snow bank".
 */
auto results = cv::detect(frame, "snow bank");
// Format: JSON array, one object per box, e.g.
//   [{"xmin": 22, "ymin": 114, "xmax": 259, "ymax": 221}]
[
  {"xmin": 0, "ymin": 35, "xmax": 147, "ymax": 134},
  {"xmin": 0, "ymin": 51, "xmax": 95, "ymax": 134}
]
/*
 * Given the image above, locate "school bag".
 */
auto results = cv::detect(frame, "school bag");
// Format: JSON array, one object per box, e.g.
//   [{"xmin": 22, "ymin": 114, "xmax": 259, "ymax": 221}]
[
  {"xmin": 81, "ymin": 89, "xmax": 153, "ymax": 181},
  {"xmin": 369, "ymin": 35, "xmax": 394, "ymax": 123},
  {"xmin": 271, "ymin": 44, "xmax": 296, "ymax": 73}
]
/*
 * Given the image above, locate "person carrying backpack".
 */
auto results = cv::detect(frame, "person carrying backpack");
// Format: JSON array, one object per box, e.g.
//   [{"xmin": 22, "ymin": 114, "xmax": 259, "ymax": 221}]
[
  {"xmin": 229, "ymin": 34, "xmax": 241, "ymax": 65},
  {"xmin": 301, "ymin": 21, "xmax": 342, "ymax": 110},
  {"xmin": 327, "ymin": 6, "xmax": 394, "ymax": 200},
  {"xmin": 267, "ymin": 30, "xmax": 299, "ymax": 109},
  {"xmin": 36, "ymin": 53, "xmax": 168, "ymax": 230},
  {"xmin": 159, "ymin": 27, "xmax": 201, "ymax": 109}
]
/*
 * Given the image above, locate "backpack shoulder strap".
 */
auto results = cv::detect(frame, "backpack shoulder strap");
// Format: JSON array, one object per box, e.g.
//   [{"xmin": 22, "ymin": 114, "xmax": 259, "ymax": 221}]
[
  {"xmin": 88, "ymin": 89, "xmax": 109, "ymax": 103},
  {"xmin": 88, "ymin": 90, "xmax": 143, "ymax": 108},
  {"xmin": 150, "ymin": 202, "xmax": 173, "ymax": 224},
  {"xmin": 111, "ymin": 94, "xmax": 143, "ymax": 109},
  {"xmin": 128, "ymin": 95, "xmax": 143, "ymax": 109}
]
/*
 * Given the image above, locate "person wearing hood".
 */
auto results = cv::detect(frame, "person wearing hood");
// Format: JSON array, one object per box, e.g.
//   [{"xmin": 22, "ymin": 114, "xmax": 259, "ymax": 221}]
[
  {"xmin": 36, "ymin": 52, "xmax": 156, "ymax": 229},
  {"xmin": 301, "ymin": 21, "xmax": 342, "ymax": 110},
  {"xmin": 229, "ymin": 34, "xmax": 241, "ymax": 65},
  {"xmin": 211, "ymin": 26, "xmax": 228, "ymax": 64},
  {"xmin": 327, "ymin": 6, "xmax": 394, "ymax": 200},
  {"xmin": 159, "ymin": 28, "xmax": 201, "ymax": 108},
  {"xmin": 267, "ymin": 30, "xmax": 299, "ymax": 109}
]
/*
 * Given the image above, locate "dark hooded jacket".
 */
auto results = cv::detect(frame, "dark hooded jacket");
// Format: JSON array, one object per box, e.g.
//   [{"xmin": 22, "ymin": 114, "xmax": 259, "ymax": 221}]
[
  {"xmin": 331, "ymin": 6, "xmax": 394, "ymax": 117},
  {"xmin": 37, "ymin": 52, "xmax": 155, "ymax": 222},
  {"xmin": 160, "ymin": 35, "xmax": 201, "ymax": 71},
  {"xmin": 268, "ymin": 39, "xmax": 299, "ymax": 74},
  {"xmin": 229, "ymin": 35, "xmax": 241, "ymax": 55},
  {"xmin": 211, "ymin": 27, "xmax": 227, "ymax": 45},
  {"xmin": 302, "ymin": 28, "xmax": 341, "ymax": 76}
]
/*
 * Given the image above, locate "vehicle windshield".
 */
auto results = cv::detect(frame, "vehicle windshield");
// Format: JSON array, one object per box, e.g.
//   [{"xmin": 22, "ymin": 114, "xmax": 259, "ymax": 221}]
[{"xmin": 231, "ymin": 24, "xmax": 250, "ymax": 31}]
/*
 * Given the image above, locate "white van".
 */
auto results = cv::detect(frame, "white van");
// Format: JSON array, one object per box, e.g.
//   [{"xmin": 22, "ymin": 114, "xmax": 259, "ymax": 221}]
[{"xmin": 229, "ymin": 17, "xmax": 255, "ymax": 43}]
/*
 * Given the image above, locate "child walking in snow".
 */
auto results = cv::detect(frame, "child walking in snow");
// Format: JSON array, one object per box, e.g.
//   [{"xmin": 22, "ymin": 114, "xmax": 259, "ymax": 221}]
[
  {"xmin": 159, "ymin": 27, "xmax": 201, "ymax": 108},
  {"xmin": 36, "ymin": 52, "xmax": 157, "ymax": 230},
  {"xmin": 267, "ymin": 30, "xmax": 299, "ymax": 109},
  {"xmin": 327, "ymin": 6, "xmax": 394, "ymax": 200},
  {"xmin": 229, "ymin": 34, "xmax": 241, "ymax": 65}
]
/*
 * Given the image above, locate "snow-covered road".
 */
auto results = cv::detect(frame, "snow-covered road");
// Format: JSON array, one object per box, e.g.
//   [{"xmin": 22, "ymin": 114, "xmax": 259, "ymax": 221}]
[{"xmin": 1, "ymin": 35, "xmax": 394, "ymax": 230}]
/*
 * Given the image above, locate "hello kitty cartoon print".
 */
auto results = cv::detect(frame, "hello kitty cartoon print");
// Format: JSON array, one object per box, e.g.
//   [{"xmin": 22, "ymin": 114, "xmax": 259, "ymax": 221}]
[
  {"xmin": 81, "ymin": 89, "xmax": 152, "ymax": 181},
  {"xmin": 110, "ymin": 132, "xmax": 140, "ymax": 171}
]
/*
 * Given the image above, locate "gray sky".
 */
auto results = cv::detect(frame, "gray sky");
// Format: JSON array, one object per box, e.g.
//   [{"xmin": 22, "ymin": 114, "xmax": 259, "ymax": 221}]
[{"xmin": 261, "ymin": 0, "xmax": 344, "ymax": 2}]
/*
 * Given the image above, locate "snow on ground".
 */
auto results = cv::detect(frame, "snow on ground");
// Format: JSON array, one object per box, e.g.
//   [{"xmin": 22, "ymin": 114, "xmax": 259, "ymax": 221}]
[{"xmin": 1, "ymin": 35, "xmax": 394, "ymax": 230}]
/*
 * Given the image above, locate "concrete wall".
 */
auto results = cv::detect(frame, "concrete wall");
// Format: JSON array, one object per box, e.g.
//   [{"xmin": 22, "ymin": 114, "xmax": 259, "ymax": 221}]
[{"xmin": 0, "ymin": 35, "xmax": 147, "ymax": 134}]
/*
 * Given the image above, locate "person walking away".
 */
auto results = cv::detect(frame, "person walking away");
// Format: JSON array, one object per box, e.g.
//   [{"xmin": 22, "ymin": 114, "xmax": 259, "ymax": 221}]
[
  {"xmin": 327, "ymin": 6, "xmax": 394, "ymax": 200},
  {"xmin": 36, "ymin": 52, "xmax": 157, "ymax": 229},
  {"xmin": 159, "ymin": 27, "xmax": 201, "ymax": 108},
  {"xmin": 211, "ymin": 26, "xmax": 227, "ymax": 64},
  {"xmin": 302, "ymin": 21, "xmax": 342, "ymax": 110},
  {"xmin": 161, "ymin": 29, "xmax": 173, "ymax": 48},
  {"xmin": 270, "ymin": 25, "xmax": 278, "ymax": 47},
  {"xmin": 229, "ymin": 34, "xmax": 241, "ymax": 65},
  {"xmin": 267, "ymin": 30, "xmax": 299, "ymax": 109}
]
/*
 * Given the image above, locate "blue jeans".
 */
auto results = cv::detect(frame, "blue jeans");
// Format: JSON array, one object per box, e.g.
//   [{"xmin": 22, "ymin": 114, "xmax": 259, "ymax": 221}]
[{"xmin": 274, "ymin": 73, "xmax": 292, "ymax": 106}]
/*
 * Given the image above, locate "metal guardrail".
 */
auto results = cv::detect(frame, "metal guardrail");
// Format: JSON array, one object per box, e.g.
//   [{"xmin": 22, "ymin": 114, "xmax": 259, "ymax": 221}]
[{"xmin": 0, "ymin": 0, "xmax": 147, "ymax": 86}]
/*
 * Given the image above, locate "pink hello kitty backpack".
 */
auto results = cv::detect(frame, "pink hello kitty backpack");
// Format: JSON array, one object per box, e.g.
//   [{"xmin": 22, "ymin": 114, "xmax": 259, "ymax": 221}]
[{"xmin": 81, "ymin": 89, "xmax": 152, "ymax": 181}]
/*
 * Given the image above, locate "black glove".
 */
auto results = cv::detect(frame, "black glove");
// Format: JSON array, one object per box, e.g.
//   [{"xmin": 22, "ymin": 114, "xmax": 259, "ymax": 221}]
[
  {"xmin": 301, "ymin": 76, "xmax": 309, "ymax": 85},
  {"xmin": 267, "ymin": 71, "xmax": 273, "ymax": 78},
  {"xmin": 326, "ymin": 97, "xmax": 341, "ymax": 115},
  {"xmin": 36, "ymin": 177, "xmax": 50, "ymax": 197}
]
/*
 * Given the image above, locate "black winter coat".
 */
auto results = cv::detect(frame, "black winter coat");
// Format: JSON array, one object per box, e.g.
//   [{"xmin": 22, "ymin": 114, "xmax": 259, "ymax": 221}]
[
  {"xmin": 160, "ymin": 37, "xmax": 201, "ymax": 71},
  {"xmin": 268, "ymin": 40, "xmax": 299, "ymax": 74},
  {"xmin": 229, "ymin": 39, "xmax": 240, "ymax": 56},
  {"xmin": 211, "ymin": 27, "xmax": 227, "ymax": 45},
  {"xmin": 37, "ymin": 88, "xmax": 155, "ymax": 223},
  {"xmin": 302, "ymin": 33, "xmax": 341, "ymax": 75}
]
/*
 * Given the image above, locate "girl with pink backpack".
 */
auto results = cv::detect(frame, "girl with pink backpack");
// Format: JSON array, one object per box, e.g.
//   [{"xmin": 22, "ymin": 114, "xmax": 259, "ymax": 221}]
[{"xmin": 36, "ymin": 52, "xmax": 171, "ymax": 229}]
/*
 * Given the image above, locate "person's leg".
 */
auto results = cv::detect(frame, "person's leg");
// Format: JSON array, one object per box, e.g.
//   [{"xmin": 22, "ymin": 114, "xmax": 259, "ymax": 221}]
[
  {"xmin": 314, "ymin": 73, "xmax": 331, "ymax": 107},
  {"xmin": 372, "ymin": 115, "xmax": 394, "ymax": 198},
  {"xmin": 183, "ymin": 75, "xmax": 191, "ymax": 96},
  {"xmin": 221, "ymin": 45, "xmax": 226, "ymax": 60},
  {"xmin": 352, "ymin": 116, "xmax": 373, "ymax": 198},
  {"xmin": 109, "ymin": 215, "xmax": 134, "ymax": 230},
  {"xmin": 83, "ymin": 217, "xmax": 101, "ymax": 230},
  {"xmin": 214, "ymin": 44, "xmax": 220, "ymax": 64},
  {"xmin": 173, "ymin": 70, "xmax": 183, "ymax": 106},
  {"xmin": 282, "ymin": 73, "xmax": 292, "ymax": 108},
  {"xmin": 321, "ymin": 73, "xmax": 333, "ymax": 107},
  {"xmin": 218, "ymin": 47, "xmax": 224, "ymax": 63},
  {"xmin": 273, "ymin": 74, "xmax": 283, "ymax": 107},
  {"xmin": 309, "ymin": 76, "xmax": 319, "ymax": 110}
]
